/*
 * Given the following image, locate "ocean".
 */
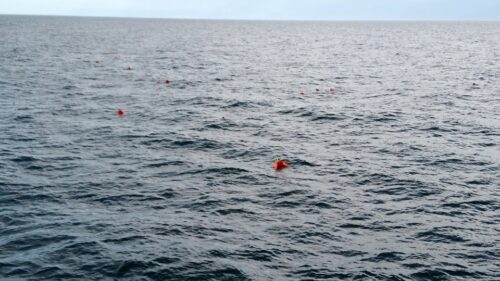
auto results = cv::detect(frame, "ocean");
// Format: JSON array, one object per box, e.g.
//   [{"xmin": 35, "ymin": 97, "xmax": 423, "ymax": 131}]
[{"xmin": 0, "ymin": 15, "xmax": 499, "ymax": 280}]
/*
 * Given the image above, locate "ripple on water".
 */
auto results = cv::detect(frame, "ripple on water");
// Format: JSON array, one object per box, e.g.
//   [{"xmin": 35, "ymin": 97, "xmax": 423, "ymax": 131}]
[{"xmin": 1, "ymin": 17, "xmax": 499, "ymax": 280}]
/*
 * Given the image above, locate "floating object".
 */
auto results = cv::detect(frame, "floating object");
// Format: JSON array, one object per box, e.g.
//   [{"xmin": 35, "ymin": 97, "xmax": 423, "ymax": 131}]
[
  {"xmin": 127, "ymin": 66, "xmax": 132, "ymax": 70},
  {"xmin": 116, "ymin": 109, "xmax": 124, "ymax": 116},
  {"xmin": 330, "ymin": 88, "xmax": 336, "ymax": 92},
  {"xmin": 300, "ymin": 92, "xmax": 305, "ymax": 96},
  {"xmin": 165, "ymin": 80, "xmax": 171, "ymax": 84},
  {"xmin": 316, "ymin": 88, "xmax": 320, "ymax": 92},
  {"xmin": 274, "ymin": 159, "xmax": 289, "ymax": 171},
  {"xmin": 95, "ymin": 60, "xmax": 100, "ymax": 64}
]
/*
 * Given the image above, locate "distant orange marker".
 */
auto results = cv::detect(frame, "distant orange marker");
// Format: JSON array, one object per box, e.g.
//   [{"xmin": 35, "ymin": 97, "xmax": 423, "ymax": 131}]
[
  {"xmin": 274, "ymin": 159, "xmax": 289, "ymax": 171},
  {"xmin": 117, "ymin": 109, "xmax": 124, "ymax": 116}
]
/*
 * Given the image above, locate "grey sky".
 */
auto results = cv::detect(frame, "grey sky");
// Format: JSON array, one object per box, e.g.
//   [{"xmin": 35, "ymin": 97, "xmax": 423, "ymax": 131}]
[{"xmin": 1, "ymin": 0, "xmax": 499, "ymax": 20}]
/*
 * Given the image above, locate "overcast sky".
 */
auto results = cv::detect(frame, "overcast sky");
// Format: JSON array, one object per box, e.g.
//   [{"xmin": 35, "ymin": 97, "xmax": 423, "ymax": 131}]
[{"xmin": 1, "ymin": 0, "xmax": 499, "ymax": 20}]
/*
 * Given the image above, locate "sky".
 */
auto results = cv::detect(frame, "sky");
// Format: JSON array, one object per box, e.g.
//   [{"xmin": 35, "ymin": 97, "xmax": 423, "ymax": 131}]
[{"xmin": 0, "ymin": 0, "xmax": 499, "ymax": 21}]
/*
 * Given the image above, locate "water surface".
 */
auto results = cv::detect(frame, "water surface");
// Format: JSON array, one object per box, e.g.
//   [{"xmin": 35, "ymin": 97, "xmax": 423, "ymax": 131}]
[{"xmin": 0, "ymin": 16, "xmax": 499, "ymax": 280}]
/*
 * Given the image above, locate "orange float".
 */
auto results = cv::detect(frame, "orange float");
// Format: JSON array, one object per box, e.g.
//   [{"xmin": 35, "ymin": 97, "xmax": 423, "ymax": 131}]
[{"xmin": 274, "ymin": 159, "xmax": 289, "ymax": 170}]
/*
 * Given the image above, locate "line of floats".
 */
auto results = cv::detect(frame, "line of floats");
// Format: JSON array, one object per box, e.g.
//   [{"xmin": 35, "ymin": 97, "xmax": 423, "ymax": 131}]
[
  {"xmin": 96, "ymin": 60, "xmax": 482, "ymax": 171},
  {"xmin": 98, "ymin": 60, "xmax": 338, "ymax": 170}
]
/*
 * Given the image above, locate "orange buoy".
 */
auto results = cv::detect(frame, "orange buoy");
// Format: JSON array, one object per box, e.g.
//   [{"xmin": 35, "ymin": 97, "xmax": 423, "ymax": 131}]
[
  {"xmin": 117, "ymin": 109, "xmax": 124, "ymax": 116},
  {"xmin": 274, "ymin": 159, "xmax": 289, "ymax": 171}
]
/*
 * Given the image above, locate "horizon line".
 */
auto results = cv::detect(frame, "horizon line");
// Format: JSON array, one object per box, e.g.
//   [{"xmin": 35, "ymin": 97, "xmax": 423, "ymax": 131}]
[{"xmin": 1, "ymin": 13, "xmax": 499, "ymax": 22}]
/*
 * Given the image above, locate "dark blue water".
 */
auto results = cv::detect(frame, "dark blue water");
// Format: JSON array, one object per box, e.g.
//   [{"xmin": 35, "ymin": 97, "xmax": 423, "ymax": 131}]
[{"xmin": 0, "ymin": 15, "xmax": 499, "ymax": 280}]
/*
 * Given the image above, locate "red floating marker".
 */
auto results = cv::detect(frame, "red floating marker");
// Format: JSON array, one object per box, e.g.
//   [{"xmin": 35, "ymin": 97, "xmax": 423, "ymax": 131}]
[
  {"xmin": 274, "ymin": 159, "xmax": 289, "ymax": 171},
  {"xmin": 316, "ymin": 88, "xmax": 320, "ymax": 92},
  {"xmin": 116, "ymin": 109, "xmax": 124, "ymax": 116},
  {"xmin": 165, "ymin": 80, "xmax": 171, "ymax": 84},
  {"xmin": 330, "ymin": 88, "xmax": 336, "ymax": 92},
  {"xmin": 300, "ymin": 92, "xmax": 305, "ymax": 96},
  {"xmin": 95, "ymin": 60, "xmax": 100, "ymax": 64}
]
